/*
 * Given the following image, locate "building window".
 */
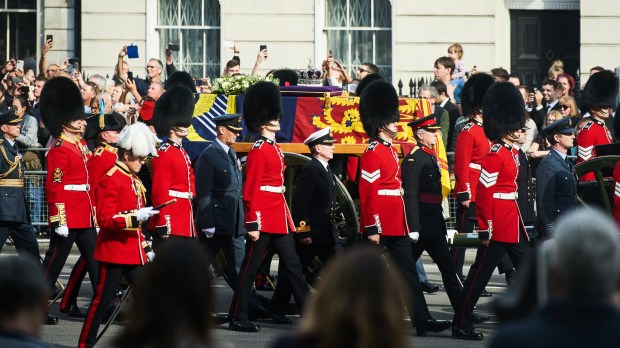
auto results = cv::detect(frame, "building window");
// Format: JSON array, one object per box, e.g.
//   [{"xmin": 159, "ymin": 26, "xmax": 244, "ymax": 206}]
[
  {"xmin": 0, "ymin": 0, "xmax": 37, "ymax": 67},
  {"xmin": 324, "ymin": 0, "xmax": 392, "ymax": 80},
  {"xmin": 156, "ymin": 0, "xmax": 220, "ymax": 78}
]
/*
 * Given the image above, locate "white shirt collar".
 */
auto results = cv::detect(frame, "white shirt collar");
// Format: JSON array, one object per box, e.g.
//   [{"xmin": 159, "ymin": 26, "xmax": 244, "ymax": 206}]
[
  {"xmin": 215, "ymin": 138, "xmax": 230, "ymax": 153},
  {"xmin": 315, "ymin": 156, "xmax": 329, "ymax": 171},
  {"xmin": 439, "ymin": 98, "xmax": 448, "ymax": 108}
]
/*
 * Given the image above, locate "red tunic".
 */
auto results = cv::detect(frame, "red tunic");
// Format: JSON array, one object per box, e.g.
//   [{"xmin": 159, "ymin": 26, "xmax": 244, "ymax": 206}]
[
  {"xmin": 453, "ymin": 120, "xmax": 491, "ymax": 202},
  {"xmin": 476, "ymin": 141, "xmax": 529, "ymax": 244},
  {"xmin": 94, "ymin": 162, "xmax": 148, "ymax": 265},
  {"xmin": 87, "ymin": 143, "xmax": 118, "ymax": 205},
  {"xmin": 359, "ymin": 138, "xmax": 408, "ymax": 237},
  {"xmin": 46, "ymin": 134, "xmax": 95, "ymax": 229},
  {"xmin": 151, "ymin": 139, "xmax": 196, "ymax": 238},
  {"xmin": 577, "ymin": 118, "xmax": 612, "ymax": 181},
  {"xmin": 243, "ymin": 136, "xmax": 295, "ymax": 234}
]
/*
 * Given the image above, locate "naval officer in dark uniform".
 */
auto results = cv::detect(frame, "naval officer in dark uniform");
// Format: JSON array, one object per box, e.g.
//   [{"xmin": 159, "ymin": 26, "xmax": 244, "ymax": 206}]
[
  {"xmin": 535, "ymin": 117, "xmax": 577, "ymax": 239},
  {"xmin": 0, "ymin": 106, "xmax": 39, "ymax": 260},
  {"xmin": 291, "ymin": 127, "xmax": 339, "ymax": 266},
  {"xmin": 195, "ymin": 114, "xmax": 245, "ymax": 272},
  {"xmin": 401, "ymin": 115, "xmax": 462, "ymax": 311}
]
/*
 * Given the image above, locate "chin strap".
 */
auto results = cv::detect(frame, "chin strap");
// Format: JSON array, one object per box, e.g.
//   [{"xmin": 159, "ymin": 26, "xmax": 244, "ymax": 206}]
[{"xmin": 381, "ymin": 125, "xmax": 397, "ymax": 138}]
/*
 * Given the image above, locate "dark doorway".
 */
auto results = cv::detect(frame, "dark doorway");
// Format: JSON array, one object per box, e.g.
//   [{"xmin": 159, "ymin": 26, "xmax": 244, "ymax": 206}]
[{"xmin": 510, "ymin": 10, "xmax": 580, "ymax": 88}]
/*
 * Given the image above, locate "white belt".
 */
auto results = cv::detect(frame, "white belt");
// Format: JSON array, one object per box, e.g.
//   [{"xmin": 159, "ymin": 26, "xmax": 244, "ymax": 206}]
[
  {"xmin": 377, "ymin": 188, "xmax": 404, "ymax": 196},
  {"xmin": 169, "ymin": 190, "xmax": 192, "ymax": 199},
  {"xmin": 469, "ymin": 163, "xmax": 481, "ymax": 170},
  {"xmin": 493, "ymin": 192, "xmax": 518, "ymax": 200},
  {"xmin": 64, "ymin": 184, "xmax": 90, "ymax": 192},
  {"xmin": 260, "ymin": 185, "xmax": 286, "ymax": 193}
]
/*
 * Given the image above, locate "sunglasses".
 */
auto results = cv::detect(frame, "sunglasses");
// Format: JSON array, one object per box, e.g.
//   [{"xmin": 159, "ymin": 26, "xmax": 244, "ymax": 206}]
[
  {"xmin": 559, "ymin": 104, "xmax": 570, "ymax": 110},
  {"xmin": 517, "ymin": 127, "xmax": 529, "ymax": 133}
]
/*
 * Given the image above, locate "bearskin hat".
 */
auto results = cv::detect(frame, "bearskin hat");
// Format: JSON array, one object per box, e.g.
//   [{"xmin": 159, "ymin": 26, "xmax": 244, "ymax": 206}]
[
  {"xmin": 581, "ymin": 70, "xmax": 619, "ymax": 112},
  {"xmin": 243, "ymin": 81, "xmax": 282, "ymax": 133},
  {"xmin": 164, "ymin": 70, "xmax": 195, "ymax": 91},
  {"xmin": 354, "ymin": 74, "xmax": 383, "ymax": 96},
  {"xmin": 482, "ymin": 82, "xmax": 525, "ymax": 142},
  {"xmin": 272, "ymin": 69, "xmax": 299, "ymax": 86},
  {"xmin": 152, "ymin": 85, "xmax": 195, "ymax": 136},
  {"xmin": 359, "ymin": 80, "xmax": 400, "ymax": 137},
  {"xmin": 461, "ymin": 73, "xmax": 495, "ymax": 117},
  {"xmin": 40, "ymin": 77, "xmax": 85, "ymax": 137}
]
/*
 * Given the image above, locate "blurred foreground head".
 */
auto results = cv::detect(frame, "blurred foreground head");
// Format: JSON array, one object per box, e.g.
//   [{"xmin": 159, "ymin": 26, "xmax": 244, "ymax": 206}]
[
  {"xmin": 298, "ymin": 247, "xmax": 409, "ymax": 348},
  {"xmin": 112, "ymin": 241, "xmax": 213, "ymax": 348},
  {"xmin": 550, "ymin": 208, "xmax": 620, "ymax": 298}
]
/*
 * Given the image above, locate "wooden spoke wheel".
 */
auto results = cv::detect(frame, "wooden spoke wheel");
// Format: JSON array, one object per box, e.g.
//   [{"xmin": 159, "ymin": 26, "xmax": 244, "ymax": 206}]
[{"xmin": 574, "ymin": 155, "xmax": 620, "ymax": 214}]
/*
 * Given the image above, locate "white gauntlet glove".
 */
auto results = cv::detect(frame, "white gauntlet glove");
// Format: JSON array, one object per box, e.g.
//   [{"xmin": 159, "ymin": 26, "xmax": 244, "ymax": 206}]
[
  {"xmin": 202, "ymin": 227, "xmax": 215, "ymax": 239},
  {"xmin": 147, "ymin": 251, "xmax": 156, "ymax": 262},
  {"xmin": 408, "ymin": 232, "xmax": 419, "ymax": 243},
  {"xmin": 54, "ymin": 226, "xmax": 69, "ymax": 237},
  {"xmin": 136, "ymin": 207, "xmax": 159, "ymax": 222}
]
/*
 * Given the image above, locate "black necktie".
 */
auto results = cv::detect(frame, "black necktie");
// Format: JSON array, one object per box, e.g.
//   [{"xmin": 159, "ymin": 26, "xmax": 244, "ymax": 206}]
[{"xmin": 327, "ymin": 165, "xmax": 335, "ymax": 187}]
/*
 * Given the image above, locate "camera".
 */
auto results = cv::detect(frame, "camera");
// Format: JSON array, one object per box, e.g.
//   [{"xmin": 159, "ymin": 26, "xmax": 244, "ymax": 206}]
[
  {"xmin": 20, "ymin": 86, "xmax": 30, "ymax": 94},
  {"xmin": 68, "ymin": 58, "xmax": 79, "ymax": 65},
  {"xmin": 127, "ymin": 71, "xmax": 134, "ymax": 81},
  {"xmin": 168, "ymin": 43, "xmax": 180, "ymax": 51},
  {"xmin": 194, "ymin": 79, "xmax": 203, "ymax": 86}
]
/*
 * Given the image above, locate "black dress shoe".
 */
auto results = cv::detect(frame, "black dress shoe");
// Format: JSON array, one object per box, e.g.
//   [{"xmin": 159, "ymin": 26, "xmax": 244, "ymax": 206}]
[
  {"xmin": 480, "ymin": 289, "xmax": 493, "ymax": 297},
  {"xmin": 416, "ymin": 319, "xmax": 452, "ymax": 336},
  {"xmin": 420, "ymin": 280, "xmax": 440, "ymax": 294},
  {"xmin": 271, "ymin": 313, "xmax": 292, "ymax": 324},
  {"xmin": 211, "ymin": 313, "xmax": 230, "ymax": 325},
  {"xmin": 452, "ymin": 326, "xmax": 483, "ymax": 340},
  {"xmin": 60, "ymin": 304, "xmax": 86, "ymax": 318},
  {"xmin": 229, "ymin": 319, "xmax": 260, "ymax": 332},
  {"xmin": 44, "ymin": 313, "xmax": 59, "ymax": 325}
]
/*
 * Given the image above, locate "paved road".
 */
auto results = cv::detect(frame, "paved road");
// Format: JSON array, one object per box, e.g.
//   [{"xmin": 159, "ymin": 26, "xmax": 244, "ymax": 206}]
[{"xmin": 5, "ymin": 244, "xmax": 509, "ymax": 348}]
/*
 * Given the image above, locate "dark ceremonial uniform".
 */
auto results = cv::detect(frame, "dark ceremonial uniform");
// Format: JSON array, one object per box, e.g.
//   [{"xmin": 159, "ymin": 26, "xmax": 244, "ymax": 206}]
[
  {"xmin": 402, "ymin": 143, "xmax": 462, "ymax": 310},
  {"xmin": 41, "ymin": 134, "xmax": 99, "ymax": 296},
  {"xmin": 230, "ymin": 136, "xmax": 308, "ymax": 321},
  {"xmin": 613, "ymin": 163, "xmax": 620, "ymax": 225},
  {"xmin": 576, "ymin": 118, "xmax": 611, "ymax": 181},
  {"xmin": 536, "ymin": 149, "xmax": 577, "ymax": 237},
  {"xmin": 60, "ymin": 142, "xmax": 119, "ymax": 313},
  {"xmin": 0, "ymin": 135, "xmax": 39, "ymax": 259},
  {"xmin": 291, "ymin": 157, "xmax": 339, "ymax": 265},
  {"xmin": 79, "ymin": 162, "xmax": 149, "ymax": 348},
  {"xmin": 151, "ymin": 139, "xmax": 196, "ymax": 240},
  {"xmin": 359, "ymin": 137, "xmax": 435, "ymax": 326},
  {"xmin": 195, "ymin": 138, "xmax": 245, "ymax": 272},
  {"xmin": 453, "ymin": 141, "xmax": 533, "ymax": 331},
  {"xmin": 452, "ymin": 119, "xmax": 491, "ymax": 275}
]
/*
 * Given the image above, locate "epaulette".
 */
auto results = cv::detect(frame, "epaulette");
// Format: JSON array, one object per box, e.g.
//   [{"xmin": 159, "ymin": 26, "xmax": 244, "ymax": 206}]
[
  {"xmin": 104, "ymin": 143, "xmax": 118, "ymax": 154},
  {"xmin": 409, "ymin": 146, "xmax": 419, "ymax": 155},
  {"xmin": 463, "ymin": 122, "xmax": 474, "ymax": 131},
  {"xmin": 54, "ymin": 139, "xmax": 64, "ymax": 147},
  {"xmin": 582, "ymin": 120, "xmax": 594, "ymax": 130},
  {"xmin": 106, "ymin": 166, "xmax": 118, "ymax": 176},
  {"xmin": 367, "ymin": 141, "xmax": 378, "ymax": 151},
  {"xmin": 490, "ymin": 144, "xmax": 502, "ymax": 153},
  {"xmin": 253, "ymin": 139, "xmax": 265, "ymax": 149},
  {"xmin": 159, "ymin": 142, "xmax": 171, "ymax": 151},
  {"xmin": 94, "ymin": 147, "xmax": 105, "ymax": 156},
  {"xmin": 0, "ymin": 138, "xmax": 3, "ymax": 145}
]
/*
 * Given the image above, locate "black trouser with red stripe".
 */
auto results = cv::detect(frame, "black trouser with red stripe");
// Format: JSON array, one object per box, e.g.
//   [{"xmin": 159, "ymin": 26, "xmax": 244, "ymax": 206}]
[
  {"xmin": 381, "ymin": 235, "xmax": 432, "ymax": 325},
  {"xmin": 41, "ymin": 228, "xmax": 98, "ymax": 297},
  {"xmin": 229, "ymin": 233, "xmax": 309, "ymax": 321},
  {"xmin": 453, "ymin": 235, "xmax": 533, "ymax": 329},
  {"xmin": 78, "ymin": 262, "xmax": 141, "ymax": 348},
  {"xmin": 59, "ymin": 256, "xmax": 87, "ymax": 311}
]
